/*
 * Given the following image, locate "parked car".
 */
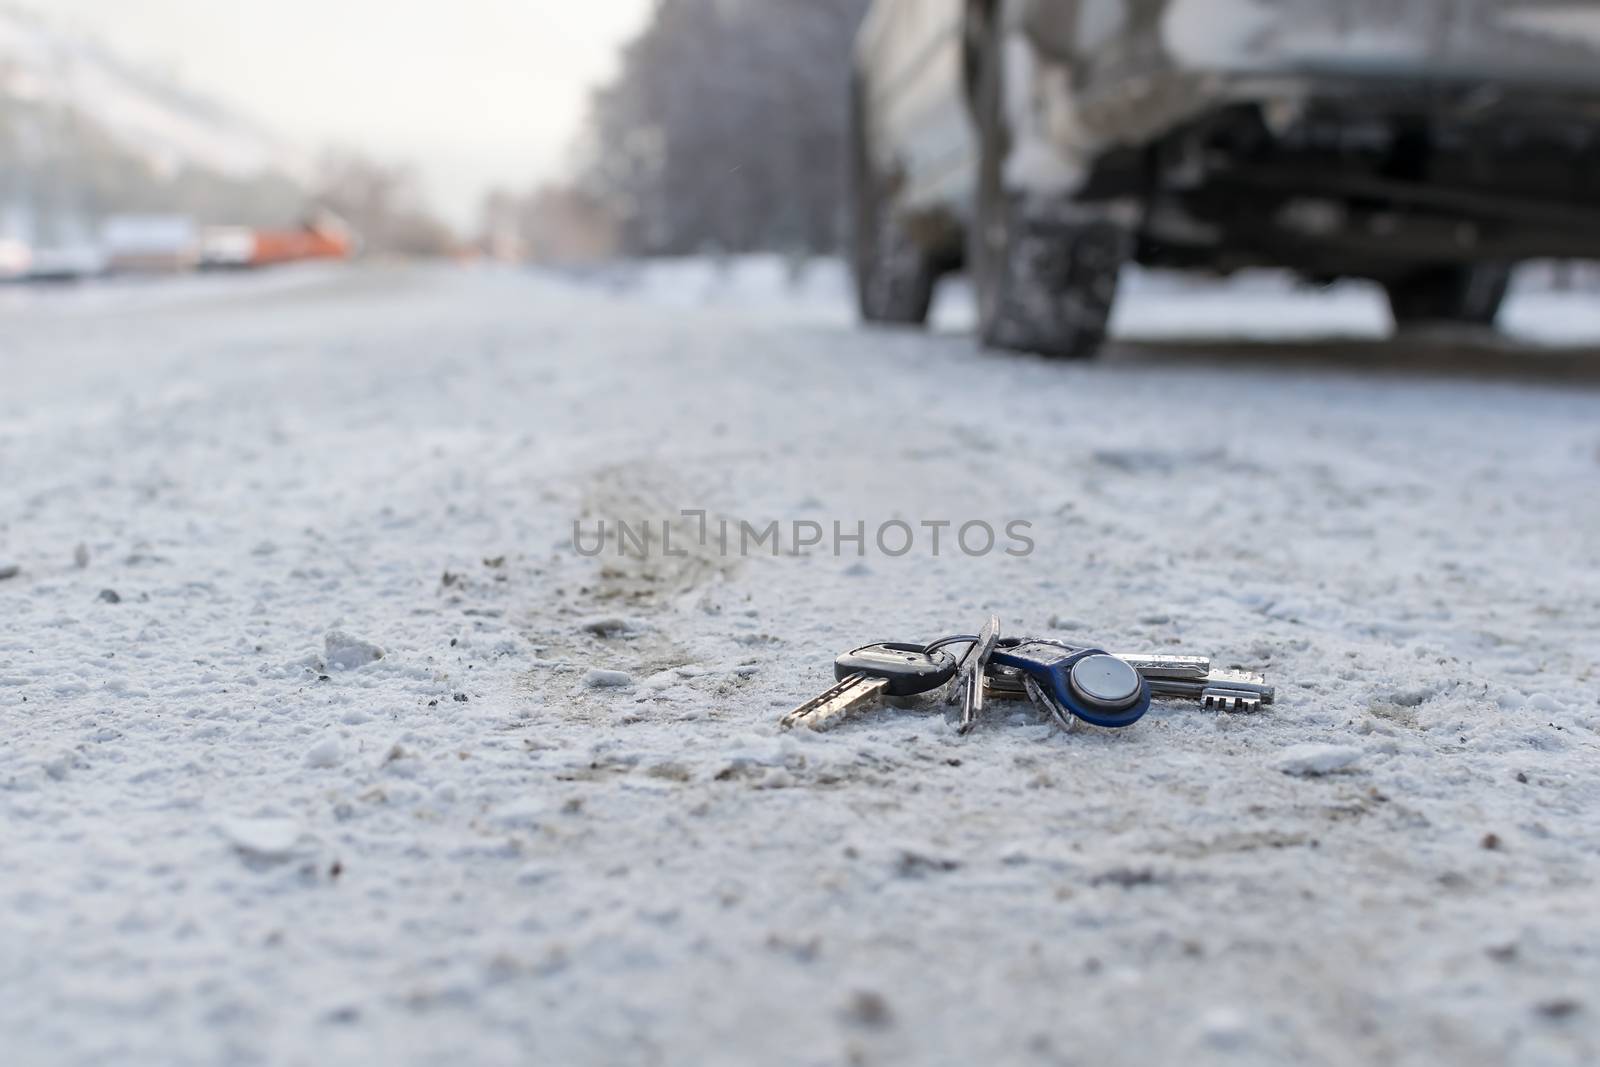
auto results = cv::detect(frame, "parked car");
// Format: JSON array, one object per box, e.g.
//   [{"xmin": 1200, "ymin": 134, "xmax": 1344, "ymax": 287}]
[{"xmin": 852, "ymin": 0, "xmax": 1600, "ymax": 357}]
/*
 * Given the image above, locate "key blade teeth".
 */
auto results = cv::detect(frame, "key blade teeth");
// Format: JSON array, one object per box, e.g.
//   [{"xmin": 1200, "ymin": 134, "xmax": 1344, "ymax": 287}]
[
  {"xmin": 781, "ymin": 673, "xmax": 883, "ymax": 730},
  {"xmin": 1202, "ymin": 687, "xmax": 1263, "ymax": 713},
  {"xmin": 778, "ymin": 680, "xmax": 845, "ymax": 728}
]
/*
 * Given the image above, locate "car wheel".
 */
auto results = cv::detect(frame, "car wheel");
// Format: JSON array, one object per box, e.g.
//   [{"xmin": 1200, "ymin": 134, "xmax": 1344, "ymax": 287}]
[
  {"xmin": 968, "ymin": 5, "xmax": 1124, "ymax": 359},
  {"xmin": 1385, "ymin": 264, "xmax": 1511, "ymax": 329},
  {"xmin": 850, "ymin": 73, "xmax": 935, "ymax": 326}
]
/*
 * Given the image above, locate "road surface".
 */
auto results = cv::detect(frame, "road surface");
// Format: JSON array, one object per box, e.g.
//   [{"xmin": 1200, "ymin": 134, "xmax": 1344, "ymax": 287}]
[{"xmin": 3, "ymin": 263, "xmax": 1598, "ymax": 1065}]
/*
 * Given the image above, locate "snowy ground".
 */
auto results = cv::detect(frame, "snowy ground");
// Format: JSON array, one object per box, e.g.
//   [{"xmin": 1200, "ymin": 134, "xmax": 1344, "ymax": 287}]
[{"xmin": 3, "ymin": 261, "xmax": 1599, "ymax": 1066}]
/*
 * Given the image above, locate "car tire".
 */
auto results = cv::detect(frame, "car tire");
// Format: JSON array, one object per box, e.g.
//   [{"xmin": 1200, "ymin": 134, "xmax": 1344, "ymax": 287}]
[
  {"xmin": 968, "ymin": 5, "xmax": 1124, "ymax": 359},
  {"xmin": 850, "ymin": 73, "xmax": 936, "ymax": 326},
  {"xmin": 1385, "ymin": 264, "xmax": 1511, "ymax": 329}
]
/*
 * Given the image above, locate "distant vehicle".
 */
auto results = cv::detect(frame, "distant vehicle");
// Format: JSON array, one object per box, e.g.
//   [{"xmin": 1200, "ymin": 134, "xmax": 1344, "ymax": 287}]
[
  {"xmin": 244, "ymin": 213, "xmax": 354, "ymax": 267},
  {"xmin": 852, "ymin": 0, "xmax": 1600, "ymax": 357},
  {"xmin": 4, "ymin": 209, "xmax": 105, "ymax": 282},
  {"xmin": 199, "ymin": 226, "xmax": 259, "ymax": 269},
  {"xmin": 200, "ymin": 213, "xmax": 354, "ymax": 270},
  {"xmin": 24, "ymin": 244, "xmax": 106, "ymax": 282},
  {"xmin": 0, "ymin": 238, "xmax": 30, "ymax": 281},
  {"xmin": 101, "ymin": 215, "xmax": 200, "ymax": 273}
]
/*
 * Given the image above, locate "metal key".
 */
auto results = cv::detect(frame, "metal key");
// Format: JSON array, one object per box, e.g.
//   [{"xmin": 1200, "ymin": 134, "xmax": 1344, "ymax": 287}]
[
  {"xmin": 1021, "ymin": 673, "xmax": 1077, "ymax": 733},
  {"xmin": 780, "ymin": 642, "xmax": 958, "ymax": 731},
  {"xmin": 989, "ymin": 640, "xmax": 1150, "ymax": 730},
  {"xmin": 1112, "ymin": 651, "xmax": 1274, "ymax": 712},
  {"xmin": 948, "ymin": 614, "xmax": 1000, "ymax": 734},
  {"xmin": 987, "ymin": 646, "xmax": 1273, "ymax": 713},
  {"xmin": 1109, "ymin": 652, "xmax": 1210, "ymax": 683}
]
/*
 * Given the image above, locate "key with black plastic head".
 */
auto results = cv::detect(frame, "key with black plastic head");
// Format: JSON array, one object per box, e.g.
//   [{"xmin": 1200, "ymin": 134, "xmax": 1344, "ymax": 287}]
[
  {"xmin": 780, "ymin": 642, "xmax": 958, "ymax": 731},
  {"xmin": 988, "ymin": 639, "xmax": 1151, "ymax": 730}
]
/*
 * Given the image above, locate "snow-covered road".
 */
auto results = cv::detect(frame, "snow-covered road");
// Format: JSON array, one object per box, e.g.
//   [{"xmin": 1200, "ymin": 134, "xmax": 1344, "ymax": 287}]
[{"xmin": 3, "ymin": 264, "xmax": 1598, "ymax": 1065}]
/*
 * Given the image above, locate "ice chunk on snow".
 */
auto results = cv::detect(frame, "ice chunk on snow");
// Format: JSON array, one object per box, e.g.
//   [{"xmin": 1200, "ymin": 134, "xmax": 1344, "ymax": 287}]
[
  {"xmin": 222, "ymin": 816, "xmax": 304, "ymax": 860},
  {"xmin": 1193, "ymin": 1005, "xmax": 1252, "ymax": 1050},
  {"xmin": 490, "ymin": 798, "xmax": 544, "ymax": 829},
  {"xmin": 304, "ymin": 735, "xmax": 343, "ymax": 768},
  {"xmin": 325, "ymin": 630, "xmax": 384, "ymax": 670},
  {"xmin": 1274, "ymin": 743, "xmax": 1362, "ymax": 777},
  {"xmin": 583, "ymin": 668, "xmax": 632, "ymax": 688}
]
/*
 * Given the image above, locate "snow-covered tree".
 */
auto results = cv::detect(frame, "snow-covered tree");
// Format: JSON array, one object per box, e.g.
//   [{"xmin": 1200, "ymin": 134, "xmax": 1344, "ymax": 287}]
[{"xmin": 583, "ymin": 0, "xmax": 868, "ymax": 256}]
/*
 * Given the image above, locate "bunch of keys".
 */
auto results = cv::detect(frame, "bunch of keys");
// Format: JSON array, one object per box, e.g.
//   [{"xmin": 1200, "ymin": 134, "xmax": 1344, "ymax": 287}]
[{"xmin": 780, "ymin": 616, "xmax": 1274, "ymax": 734}]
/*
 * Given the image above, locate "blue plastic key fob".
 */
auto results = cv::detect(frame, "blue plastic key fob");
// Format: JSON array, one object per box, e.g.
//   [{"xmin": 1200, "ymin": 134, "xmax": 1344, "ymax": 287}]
[{"xmin": 990, "ymin": 640, "xmax": 1150, "ymax": 729}]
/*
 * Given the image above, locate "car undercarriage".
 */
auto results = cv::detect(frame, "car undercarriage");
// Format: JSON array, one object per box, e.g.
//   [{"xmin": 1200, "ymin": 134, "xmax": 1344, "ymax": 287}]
[{"xmin": 1119, "ymin": 89, "xmax": 1600, "ymax": 281}]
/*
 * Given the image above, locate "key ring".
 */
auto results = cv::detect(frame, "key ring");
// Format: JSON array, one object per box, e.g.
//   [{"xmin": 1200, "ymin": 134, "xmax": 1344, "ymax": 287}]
[
  {"xmin": 923, "ymin": 632, "xmax": 1084, "ymax": 670},
  {"xmin": 922, "ymin": 633, "xmax": 979, "ymax": 666}
]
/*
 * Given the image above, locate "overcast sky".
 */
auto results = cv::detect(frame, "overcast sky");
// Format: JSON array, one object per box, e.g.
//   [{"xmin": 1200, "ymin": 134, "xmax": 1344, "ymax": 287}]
[{"xmin": 31, "ymin": 0, "xmax": 652, "ymax": 228}]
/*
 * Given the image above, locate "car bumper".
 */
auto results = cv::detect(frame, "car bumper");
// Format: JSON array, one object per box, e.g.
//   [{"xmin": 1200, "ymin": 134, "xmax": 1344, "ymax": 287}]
[{"xmin": 1025, "ymin": 0, "xmax": 1600, "ymax": 154}]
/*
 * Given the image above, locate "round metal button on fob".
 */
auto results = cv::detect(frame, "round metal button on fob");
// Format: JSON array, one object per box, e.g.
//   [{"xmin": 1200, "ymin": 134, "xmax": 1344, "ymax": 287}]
[{"xmin": 1068, "ymin": 654, "xmax": 1141, "ymax": 711}]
